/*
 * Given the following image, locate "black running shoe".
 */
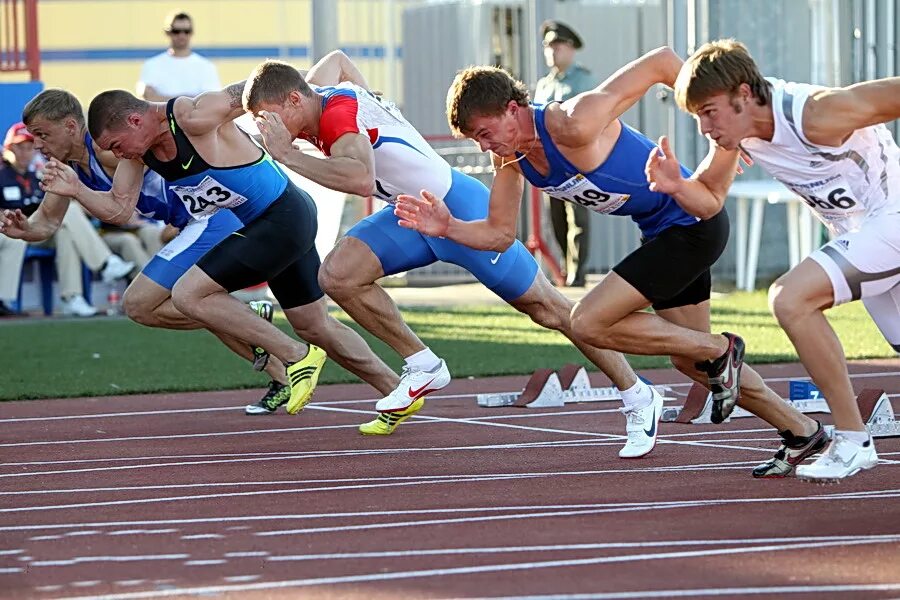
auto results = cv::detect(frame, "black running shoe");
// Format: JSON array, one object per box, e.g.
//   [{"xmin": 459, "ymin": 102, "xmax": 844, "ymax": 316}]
[
  {"xmin": 696, "ymin": 332, "xmax": 745, "ymax": 424},
  {"xmin": 244, "ymin": 381, "xmax": 289, "ymax": 415},
  {"xmin": 752, "ymin": 421, "xmax": 829, "ymax": 478},
  {"xmin": 249, "ymin": 300, "xmax": 274, "ymax": 371}
]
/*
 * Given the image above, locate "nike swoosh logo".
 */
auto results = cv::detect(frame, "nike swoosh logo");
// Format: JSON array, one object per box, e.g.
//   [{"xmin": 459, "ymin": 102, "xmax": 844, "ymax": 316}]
[
  {"xmin": 408, "ymin": 378, "xmax": 436, "ymax": 399},
  {"xmin": 490, "ymin": 253, "xmax": 502, "ymax": 265},
  {"xmin": 181, "ymin": 155, "xmax": 194, "ymax": 170},
  {"xmin": 643, "ymin": 406, "xmax": 658, "ymax": 437}
]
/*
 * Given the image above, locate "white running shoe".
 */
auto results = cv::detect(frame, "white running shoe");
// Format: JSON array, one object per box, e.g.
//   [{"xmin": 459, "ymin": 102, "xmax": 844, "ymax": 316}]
[
  {"xmin": 100, "ymin": 254, "xmax": 135, "ymax": 283},
  {"xmin": 60, "ymin": 295, "xmax": 98, "ymax": 317},
  {"xmin": 375, "ymin": 360, "xmax": 451, "ymax": 412},
  {"xmin": 795, "ymin": 433, "xmax": 878, "ymax": 481},
  {"xmin": 619, "ymin": 386, "xmax": 664, "ymax": 459}
]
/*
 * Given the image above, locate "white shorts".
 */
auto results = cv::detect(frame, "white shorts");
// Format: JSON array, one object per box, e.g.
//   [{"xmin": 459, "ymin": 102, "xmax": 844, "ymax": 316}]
[{"xmin": 809, "ymin": 212, "xmax": 900, "ymax": 350}]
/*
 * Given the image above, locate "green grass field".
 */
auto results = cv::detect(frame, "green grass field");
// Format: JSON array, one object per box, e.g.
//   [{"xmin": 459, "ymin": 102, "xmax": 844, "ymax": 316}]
[{"xmin": 0, "ymin": 290, "xmax": 893, "ymax": 400}]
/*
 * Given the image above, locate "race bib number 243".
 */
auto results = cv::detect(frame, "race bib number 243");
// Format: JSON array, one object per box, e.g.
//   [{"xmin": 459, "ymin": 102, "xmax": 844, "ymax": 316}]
[{"xmin": 170, "ymin": 176, "xmax": 248, "ymax": 218}]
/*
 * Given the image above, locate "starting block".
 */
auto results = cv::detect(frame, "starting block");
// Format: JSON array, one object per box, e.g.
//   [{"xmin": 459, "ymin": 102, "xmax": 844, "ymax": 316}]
[
  {"xmin": 476, "ymin": 364, "xmax": 671, "ymax": 409},
  {"xmin": 661, "ymin": 380, "xmax": 900, "ymax": 438}
]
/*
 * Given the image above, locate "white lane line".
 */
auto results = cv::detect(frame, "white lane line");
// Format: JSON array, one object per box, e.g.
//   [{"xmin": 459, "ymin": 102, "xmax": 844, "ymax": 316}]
[
  {"xmin": 179, "ymin": 534, "xmax": 223, "ymax": 540},
  {"xmin": 0, "ymin": 460, "xmax": 764, "ymax": 495},
  {"xmin": 253, "ymin": 490, "xmax": 900, "ymax": 537},
  {"xmin": 8, "ymin": 459, "xmax": 840, "ymax": 515},
  {"xmin": 3, "ymin": 370, "xmax": 895, "ymax": 425},
  {"xmin": 3, "ymin": 486, "xmax": 896, "ymax": 533},
  {"xmin": 0, "ymin": 549, "xmax": 24, "ymax": 554},
  {"xmin": 223, "ymin": 575, "xmax": 261, "ymax": 583},
  {"xmin": 486, "ymin": 583, "xmax": 900, "ymax": 599},
  {"xmin": 183, "ymin": 560, "xmax": 226, "ymax": 566},
  {"xmin": 262, "ymin": 533, "xmax": 900, "ymax": 561},
  {"xmin": 55, "ymin": 537, "xmax": 900, "ymax": 600},
  {"xmin": 28, "ymin": 555, "xmax": 190, "ymax": 567},
  {"xmin": 223, "ymin": 552, "xmax": 269, "ymax": 558},
  {"xmin": 106, "ymin": 529, "xmax": 178, "ymax": 536},
  {"xmin": 0, "ymin": 567, "xmax": 24, "ymax": 573}
]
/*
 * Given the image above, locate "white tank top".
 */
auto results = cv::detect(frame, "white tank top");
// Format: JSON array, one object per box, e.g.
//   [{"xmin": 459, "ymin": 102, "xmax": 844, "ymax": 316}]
[{"xmin": 741, "ymin": 78, "xmax": 900, "ymax": 235}]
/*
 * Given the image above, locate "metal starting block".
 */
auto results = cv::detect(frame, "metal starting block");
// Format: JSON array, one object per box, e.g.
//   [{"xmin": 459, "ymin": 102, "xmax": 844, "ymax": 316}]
[
  {"xmin": 661, "ymin": 381, "xmax": 900, "ymax": 438},
  {"xmin": 476, "ymin": 364, "xmax": 671, "ymax": 409}
]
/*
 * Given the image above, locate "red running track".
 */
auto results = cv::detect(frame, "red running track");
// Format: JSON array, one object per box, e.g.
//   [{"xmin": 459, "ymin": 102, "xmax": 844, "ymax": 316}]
[{"xmin": 0, "ymin": 359, "xmax": 898, "ymax": 599}]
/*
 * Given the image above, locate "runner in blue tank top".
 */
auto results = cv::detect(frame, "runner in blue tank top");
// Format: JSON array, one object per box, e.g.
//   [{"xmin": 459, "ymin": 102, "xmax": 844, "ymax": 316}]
[
  {"xmin": 39, "ymin": 81, "xmax": 399, "ymax": 414},
  {"xmin": 396, "ymin": 47, "xmax": 814, "ymax": 463},
  {"xmin": 3, "ymin": 88, "xmax": 298, "ymax": 408}
]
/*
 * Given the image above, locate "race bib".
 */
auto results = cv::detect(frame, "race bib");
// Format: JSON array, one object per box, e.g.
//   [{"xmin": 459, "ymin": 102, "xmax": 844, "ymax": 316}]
[
  {"xmin": 787, "ymin": 174, "xmax": 863, "ymax": 223},
  {"xmin": 544, "ymin": 174, "xmax": 630, "ymax": 214},
  {"xmin": 170, "ymin": 176, "xmax": 248, "ymax": 218}
]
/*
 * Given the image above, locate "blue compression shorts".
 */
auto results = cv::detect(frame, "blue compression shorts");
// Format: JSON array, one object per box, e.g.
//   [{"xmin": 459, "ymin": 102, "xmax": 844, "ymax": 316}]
[
  {"xmin": 347, "ymin": 169, "xmax": 538, "ymax": 302},
  {"xmin": 141, "ymin": 210, "xmax": 243, "ymax": 290}
]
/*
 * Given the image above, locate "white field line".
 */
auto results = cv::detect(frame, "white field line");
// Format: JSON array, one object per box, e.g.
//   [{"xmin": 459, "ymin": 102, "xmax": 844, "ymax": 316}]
[
  {"xmin": 1, "ymin": 371, "xmax": 895, "ymax": 424},
  {"xmin": 57, "ymin": 537, "xmax": 900, "ymax": 600}
]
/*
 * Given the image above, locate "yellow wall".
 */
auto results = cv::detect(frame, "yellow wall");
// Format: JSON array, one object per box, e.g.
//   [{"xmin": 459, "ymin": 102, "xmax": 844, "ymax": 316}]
[{"xmin": 6, "ymin": 0, "xmax": 406, "ymax": 106}]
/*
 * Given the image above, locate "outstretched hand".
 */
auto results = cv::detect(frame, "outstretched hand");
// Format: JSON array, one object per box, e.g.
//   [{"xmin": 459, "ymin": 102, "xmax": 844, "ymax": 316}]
[
  {"xmin": 645, "ymin": 136, "xmax": 685, "ymax": 195},
  {"xmin": 0, "ymin": 209, "xmax": 30, "ymax": 239},
  {"xmin": 394, "ymin": 190, "xmax": 451, "ymax": 238},
  {"xmin": 254, "ymin": 110, "xmax": 294, "ymax": 161},
  {"xmin": 40, "ymin": 158, "xmax": 80, "ymax": 197}
]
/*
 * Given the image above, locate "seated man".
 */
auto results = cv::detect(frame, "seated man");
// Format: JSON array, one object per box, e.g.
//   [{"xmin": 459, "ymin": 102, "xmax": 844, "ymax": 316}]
[{"xmin": 1, "ymin": 122, "xmax": 133, "ymax": 317}]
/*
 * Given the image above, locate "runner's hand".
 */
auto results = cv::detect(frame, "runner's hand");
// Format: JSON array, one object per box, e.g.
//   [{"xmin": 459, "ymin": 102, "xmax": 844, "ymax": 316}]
[
  {"xmin": 395, "ymin": 190, "xmax": 450, "ymax": 238},
  {"xmin": 255, "ymin": 110, "xmax": 294, "ymax": 161},
  {"xmin": 645, "ymin": 136, "xmax": 686, "ymax": 195},
  {"xmin": 40, "ymin": 159, "xmax": 80, "ymax": 197},
  {"xmin": 0, "ymin": 209, "xmax": 30, "ymax": 239}
]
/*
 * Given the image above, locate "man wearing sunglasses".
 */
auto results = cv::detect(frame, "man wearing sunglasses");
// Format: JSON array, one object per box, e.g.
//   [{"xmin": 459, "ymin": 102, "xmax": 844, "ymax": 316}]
[{"xmin": 137, "ymin": 12, "xmax": 221, "ymax": 102}]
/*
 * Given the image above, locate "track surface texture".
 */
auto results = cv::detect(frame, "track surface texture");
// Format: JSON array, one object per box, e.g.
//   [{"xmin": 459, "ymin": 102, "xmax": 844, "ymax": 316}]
[{"xmin": 1, "ymin": 359, "xmax": 899, "ymax": 599}]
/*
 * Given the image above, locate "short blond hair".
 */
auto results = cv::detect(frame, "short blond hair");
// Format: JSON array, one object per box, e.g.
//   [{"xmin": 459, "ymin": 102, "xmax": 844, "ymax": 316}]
[
  {"xmin": 446, "ymin": 66, "xmax": 530, "ymax": 137},
  {"xmin": 675, "ymin": 39, "xmax": 771, "ymax": 113}
]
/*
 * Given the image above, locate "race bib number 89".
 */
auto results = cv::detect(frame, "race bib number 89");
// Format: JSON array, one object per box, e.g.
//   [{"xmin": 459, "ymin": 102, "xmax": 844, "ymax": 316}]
[{"xmin": 170, "ymin": 176, "xmax": 248, "ymax": 218}]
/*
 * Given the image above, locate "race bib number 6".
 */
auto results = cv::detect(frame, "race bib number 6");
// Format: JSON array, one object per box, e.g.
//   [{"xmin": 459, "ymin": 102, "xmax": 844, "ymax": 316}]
[{"xmin": 170, "ymin": 176, "xmax": 248, "ymax": 218}]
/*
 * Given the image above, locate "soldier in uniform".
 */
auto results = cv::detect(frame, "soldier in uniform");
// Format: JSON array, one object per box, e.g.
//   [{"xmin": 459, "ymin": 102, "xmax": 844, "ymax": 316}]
[{"xmin": 534, "ymin": 20, "xmax": 598, "ymax": 287}]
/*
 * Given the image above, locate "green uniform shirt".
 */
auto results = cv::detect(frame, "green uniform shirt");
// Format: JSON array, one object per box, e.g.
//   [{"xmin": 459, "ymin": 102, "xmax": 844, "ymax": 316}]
[{"xmin": 534, "ymin": 63, "xmax": 598, "ymax": 104}]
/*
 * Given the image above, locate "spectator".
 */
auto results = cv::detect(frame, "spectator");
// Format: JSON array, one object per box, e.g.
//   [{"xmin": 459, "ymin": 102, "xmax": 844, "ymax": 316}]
[
  {"xmin": 534, "ymin": 20, "xmax": 599, "ymax": 287},
  {"xmin": 0, "ymin": 123, "xmax": 133, "ymax": 317},
  {"xmin": 137, "ymin": 11, "xmax": 221, "ymax": 101}
]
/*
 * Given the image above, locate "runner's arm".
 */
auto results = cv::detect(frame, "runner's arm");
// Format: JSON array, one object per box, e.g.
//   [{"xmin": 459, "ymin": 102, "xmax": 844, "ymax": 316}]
[
  {"xmin": 556, "ymin": 47, "xmax": 683, "ymax": 145},
  {"xmin": 40, "ymin": 158, "xmax": 143, "ymax": 225},
  {"xmin": 0, "ymin": 192, "xmax": 69, "ymax": 242},
  {"xmin": 173, "ymin": 80, "xmax": 248, "ymax": 134},
  {"xmin": 803, "ymin": 77, "xmax": 900, "ymax": 145},
  {"xmin": 306, "ymin": 50, "xmax": 371, "ymax": 90}
]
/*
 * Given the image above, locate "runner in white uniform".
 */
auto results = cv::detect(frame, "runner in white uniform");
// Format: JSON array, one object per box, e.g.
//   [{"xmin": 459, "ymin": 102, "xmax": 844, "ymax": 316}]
[{"xmin": 647, "ymin": 38, "xmax": 900, "ymax": 480}]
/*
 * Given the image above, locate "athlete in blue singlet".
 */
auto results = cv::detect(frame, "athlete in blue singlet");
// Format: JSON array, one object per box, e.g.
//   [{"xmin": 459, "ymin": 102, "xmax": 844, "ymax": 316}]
[
  {"xmin": 2, "ymin": 89, "xmax": 300, "ymax": 409},
  {"xmin": 39, "ymin": 84, "xmax": 399, "ymax": 415},
  {"xmin": 241, "ymin": 53, "xmax": 658, "ymax": 451},
  {"xmin": 396, "ymin": 47, "xmax": 822, "ymax": 466}
]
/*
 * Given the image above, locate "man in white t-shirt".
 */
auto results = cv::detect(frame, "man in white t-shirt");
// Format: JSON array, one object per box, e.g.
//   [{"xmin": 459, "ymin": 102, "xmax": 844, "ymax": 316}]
[{"xmin": 137, "ymin": 11, "xmax": 221, "ymax": 101}]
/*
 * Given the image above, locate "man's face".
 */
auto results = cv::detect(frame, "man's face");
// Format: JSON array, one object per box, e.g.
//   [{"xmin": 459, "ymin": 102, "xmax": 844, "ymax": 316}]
[
  {"xmin": 166, "ymin": 18, "xmax": 193, "ymax": 51},
  {"xmin": 95, "ymin": 118, "xmax": 152, "ymax": 160},
  {"xmin": 464, "ymin": 106, "xmax": 520, "ymax": 156},
  {"xmin": 692, "ymin": 92, "xmax": 751, "ymax": 151},
  {"xmin": 543, "ymin": 40, "xmax": 575, "ymax": 70},
  {"xmin": 7, "ymin": 140, "xmax": 35, "ymax": 167},
  {"xmin": 251, "ymin": 94, "xmax": 307, "ymax": 138},
  {"xmin": 25, "ymin": 116, "xmax": 80, "ymax": 161}
]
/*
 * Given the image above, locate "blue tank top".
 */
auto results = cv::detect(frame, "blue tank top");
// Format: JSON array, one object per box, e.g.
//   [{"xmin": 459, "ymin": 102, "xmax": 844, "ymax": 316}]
[
  {"xmin": 141, "ymin": 98, "xmax": 288, "ymax": 224},
  {"xmin": 72, "ymin": 132, "xmax": 190, "ymax": 229},
  {"xmin": 517, "ymin": 104, "xmax": 698, "ymax": 238}
]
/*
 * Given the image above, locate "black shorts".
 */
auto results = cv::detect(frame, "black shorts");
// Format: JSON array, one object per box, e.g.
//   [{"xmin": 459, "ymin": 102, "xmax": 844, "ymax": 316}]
[
  {"xmin": 613, "ymin": 208, "xmax": 730, "ymax": 310},
  {"xmin": 196, "ymin": 183, "xmax": 324, "ymax": 310}
]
